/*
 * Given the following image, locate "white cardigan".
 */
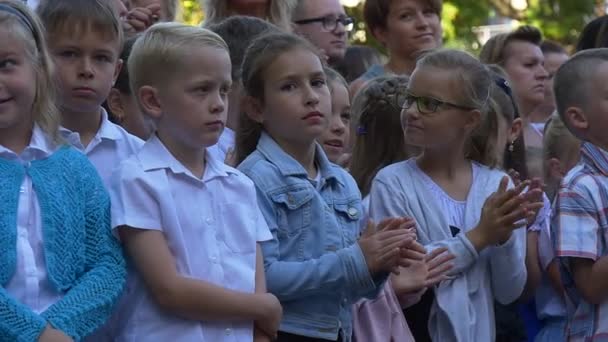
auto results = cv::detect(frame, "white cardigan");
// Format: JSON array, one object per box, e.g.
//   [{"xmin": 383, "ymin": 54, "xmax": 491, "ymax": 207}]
[{"xmin": 369, "ymin": 160, "xmax": 527, "ymax": 342}]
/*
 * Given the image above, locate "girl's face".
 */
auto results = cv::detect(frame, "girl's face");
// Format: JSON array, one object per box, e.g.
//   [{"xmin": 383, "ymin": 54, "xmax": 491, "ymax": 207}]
[
  {"xmin": 319, "ymin": 80, "xmax": 351, "ymax": 163},
  {"xmin": 256, "ymin": 47, "xmax": 332, "ymax": 148},
  {"xmin": 375, "ymin": 0, "xmax": 442, "ymax": 60},
  {"xmin": 503, "ymin": 41, "xmax": 548, "ymax": 113},
  {"xmin": 402, "ymin": 66, "xmax": 478, "ymax": 149},
  {"xmin": 0, "ymin": 29, "xmax": 37, "ymax": 141}
]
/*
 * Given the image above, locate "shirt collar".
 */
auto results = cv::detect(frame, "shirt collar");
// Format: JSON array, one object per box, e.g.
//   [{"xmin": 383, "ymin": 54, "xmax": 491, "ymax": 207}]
[
  {"xmin": 0, "ymin": 124, "xmax": 57, "ymax": 161},
  {"xmin": 59, "ymin": 108, "xmax": 123, "ymax": 145},
  {"xmin": 581, "ymin": 142, "xmax": 608, "ymax": 176},
  {"xmin": 139, "ymin": 134, "xmax": 237, "ymax": 182},
  {"xmin": 256, "ymin": 131, "xmax": 343, "ymax": 186}
]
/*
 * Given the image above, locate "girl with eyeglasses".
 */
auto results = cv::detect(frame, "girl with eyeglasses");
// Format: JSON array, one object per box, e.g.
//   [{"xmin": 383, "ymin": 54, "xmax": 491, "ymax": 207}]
[{"xmin": 369, "ymin": 49, "xmax": 543, "ymax": 342}]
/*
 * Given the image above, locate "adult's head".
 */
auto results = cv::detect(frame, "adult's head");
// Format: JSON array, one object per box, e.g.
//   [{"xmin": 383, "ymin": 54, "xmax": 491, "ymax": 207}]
[
  {"xmin": 576, "ymin": 15, "xmax": 608, "ymax": 51},
  {"xmin": 364, "ymin": 0, "xmax": 442, "ymax": 64},
  {"xmin": 292, "ymin": 0, "xmax": 352, "ymax": 65},
  {"xmin": 202, "ymin": 0, "xmax": 296, "ymax": 32},
  {"xmin": 480, "ymin": 26, "xmax": 548, "ymax": 116}
]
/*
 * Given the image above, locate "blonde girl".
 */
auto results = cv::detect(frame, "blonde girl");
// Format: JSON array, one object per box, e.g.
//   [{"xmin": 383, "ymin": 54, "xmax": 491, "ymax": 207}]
[
  {"xmin": 369, "ymin": 49, "xmax": 542, "ymax": 341},
  {"xmin": 202, "ymin": 0, "xmax": 296, "ymax": 32},
  {"xmin": 236, "ymin": 31, "xmax": 427, "ymax": 342},
  {"xmin": 0, "ymin": 1, "xmax": 126, "ymax": 340},
  {"xmin": 319, "ymin": 67, "xmax": 351, "ymax": 165}
]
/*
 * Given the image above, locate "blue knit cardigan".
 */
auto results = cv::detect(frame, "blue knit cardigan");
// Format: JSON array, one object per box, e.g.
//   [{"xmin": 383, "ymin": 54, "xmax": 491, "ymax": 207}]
[{"xmin": 0, "ymin": 146, "xmax": 126, "ymax": 341}]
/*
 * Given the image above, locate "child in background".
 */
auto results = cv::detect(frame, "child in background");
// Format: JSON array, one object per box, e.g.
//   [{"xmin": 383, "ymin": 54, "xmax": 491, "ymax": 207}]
[
  {"xmin": 207, "ymin": 15, "xmax": 280, "ymax": 164},
  {"xmin": 347, "ymin": 75, "xmax": 453, "ymax": 342},
  {"xmin": 369, "ymin": 49, "xmax": 543, "ymax": 342},
  {"xmin": 319, "ymin": 67, "xmax": 351, "ymax": 165},
  {"xmin": 551, "ymin": 48, "xmax": 608, "ymax": 341},
  {"xmin": 236, "ymin": 32, "xmax": 427, "ymax": 342},
  {"xmin": 335, "ymin": 45, "xmax": 385, "ymax": 83},
  {"xmin": 109, "ymin": 23, "xmax": 282, "ymax": 342},
  {"xmin": 531, "ymin": 115, "xmax": 580, "ymax": 342},
  {"xmin": 106, "ymin": 35, "xmax": 155, "ymax": 140},
  {"xmin": 37, "ymin": 0, "xmax": 144, "ymax": 186},
  {"xmin": 0, "ymin": 1, "xmax": 125, "ymax": 340}
]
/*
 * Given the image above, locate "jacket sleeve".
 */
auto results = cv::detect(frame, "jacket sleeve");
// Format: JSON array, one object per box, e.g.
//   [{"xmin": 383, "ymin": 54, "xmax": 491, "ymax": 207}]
[
  {"xmin": 0, "ymin": 288, "xmax": 47, "ymax": 342},
  {"xmin": 254, "ymin": 182, "xmax": 377, "ymax": 302},
  {"xmin": 41, "ymin": 159, "xmax": 126, "ymax": 340},
  {"xmin": 369, "ymin": 178, "xmax": 480, "ymax": 276},
  {"xmin": 489, "ymin": 226, "xmax": 527, "ymax": 304}
]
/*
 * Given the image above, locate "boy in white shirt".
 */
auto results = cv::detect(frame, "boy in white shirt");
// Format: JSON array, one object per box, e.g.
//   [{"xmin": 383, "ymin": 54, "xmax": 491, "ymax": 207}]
[
  {"xmin": 37, "ymin": 0, "xmax": 143, "ymax": 186},
  {"xmin": 108, "ymin": 23, "xmax": 282, "ymax": 342}
]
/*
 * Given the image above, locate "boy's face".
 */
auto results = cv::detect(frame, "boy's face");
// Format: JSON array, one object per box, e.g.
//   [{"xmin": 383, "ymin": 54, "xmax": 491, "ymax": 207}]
[
  {"xmin": 155, "ymin": 46, "xmax": 232, "ymax": 149},
  {"xmin": 50, "ymin": 28, "xmax": 121, "ymax": 115},
  {"xmin": 579, "ymin": 61, "xmax": 608, "ymax": 149}
]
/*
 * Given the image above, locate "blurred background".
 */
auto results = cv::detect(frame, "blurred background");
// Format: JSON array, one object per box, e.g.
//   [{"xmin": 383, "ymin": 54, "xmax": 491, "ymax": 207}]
[{"xmin": 178, "ymin": 0, "xmax": 607, "ymax": 53}]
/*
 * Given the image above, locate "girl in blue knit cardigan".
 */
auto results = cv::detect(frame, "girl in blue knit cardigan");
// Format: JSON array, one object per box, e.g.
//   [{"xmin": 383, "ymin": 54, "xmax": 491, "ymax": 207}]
[{"xmin": 0, "ymin": 1, "xmax": 126, "ymax": 341}]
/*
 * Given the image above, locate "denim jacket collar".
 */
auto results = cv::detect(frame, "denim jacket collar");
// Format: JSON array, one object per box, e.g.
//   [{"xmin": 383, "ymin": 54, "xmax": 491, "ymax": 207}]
[{"xmin": 257, "ymin": 132, "xmax": 343, "ymax": 186}]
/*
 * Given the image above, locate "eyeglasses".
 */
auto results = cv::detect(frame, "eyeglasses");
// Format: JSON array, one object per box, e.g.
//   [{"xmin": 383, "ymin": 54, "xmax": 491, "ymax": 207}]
[
  {"xmin": 294, "ymin": 15, "xmax": 355, "ymax": 32},
  {"xmin": 402, "ymin": 92, "xmax": 475, "ymax": 114}
]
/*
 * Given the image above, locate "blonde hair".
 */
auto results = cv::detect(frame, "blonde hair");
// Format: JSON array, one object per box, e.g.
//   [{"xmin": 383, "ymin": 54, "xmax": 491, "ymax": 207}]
[
  {"xmin": 37, "ymin": 0, "xmax": 124, "ymax": 52},
  {"xmin": 0, "ymin": 0, "xmax": 59, "ymax": 139},
  {"xmin": 415, "ymin": 49, "xmax": 493, "ymax": 164},
  {"xmin": 128, "ymin": 22, "xmax": 228, "ymax": 97},
  {"xmin": 324, "ymin": 66, "xmax": 348, "ymax": 94},
  {"xmin": 202, "ymin": 0, "xmax": 296, "ymax": 32},
  {"xmin": 349, "ymin": 76, "xmax": 414, "ymax": 196},
  {"xmin": 236, "ymin": 32, "xmax": 321, "ymax": 165},
  {"xmin": 543, "ymin": 114, "xmax": 580, "ymax": 199}
]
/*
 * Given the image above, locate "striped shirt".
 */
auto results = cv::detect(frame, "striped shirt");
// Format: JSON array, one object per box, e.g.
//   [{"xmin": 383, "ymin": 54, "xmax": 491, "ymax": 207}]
[{"xmin": 553, "ymin": 142, "xmax": 608, "ymax": 341}]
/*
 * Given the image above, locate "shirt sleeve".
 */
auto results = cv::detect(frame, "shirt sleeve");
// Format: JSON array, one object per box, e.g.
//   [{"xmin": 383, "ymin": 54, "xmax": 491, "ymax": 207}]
[
  {"xmin": 554, "ymin": 179, "xmax": 602, "ymax": 261},
  {"xmin": 109, "ymin": 160, "xmax": 163, "ymax": 232}
]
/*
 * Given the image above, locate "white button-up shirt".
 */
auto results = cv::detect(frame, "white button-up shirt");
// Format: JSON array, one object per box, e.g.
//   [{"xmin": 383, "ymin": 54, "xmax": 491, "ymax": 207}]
[
  {"xmin": 2, "ymin": 125, "xmax": 63, "ymax": 313},
  {"xmin": 109, "ymin": 135, "xmax": 272, "ymax": 342},
  {"xmin": 60, "ymin": 109, "xmax": 143, "ymax": 188}
]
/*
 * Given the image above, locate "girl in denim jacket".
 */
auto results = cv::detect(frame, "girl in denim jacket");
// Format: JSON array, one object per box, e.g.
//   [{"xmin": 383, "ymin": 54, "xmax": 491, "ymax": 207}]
[{"xmin": 235, "ymin": 32, "xmax": 427, "ymax": 342}]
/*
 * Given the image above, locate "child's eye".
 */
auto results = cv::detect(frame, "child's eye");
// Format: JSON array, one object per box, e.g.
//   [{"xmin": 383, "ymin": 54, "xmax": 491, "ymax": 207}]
[
  {"xmin": 423, "ymin": 8, "xmax": 436, "ymax": 16},
  {"xmin": 95, "ymin": 55, "xmax": 112, "ymax": 63},
  {"xmin": 340, "ymin": 111, "xmax": 351, "ymax": 123},
  {"xmin": 399, "ymin": 12, "xmax": 414, "ymax": 20},
  {"xmin": 0, "ymin": 58, "xmax": 17, "ymax": 69},
  {"xmin": 311, "ymin": 78, "xmax": 326, "ymax": 88},
  {"xmin": 59, "ymin": 50, "xmax": 78, "ymax": 58},
  {"xmin": 220, "ymin": 85, "xmax": 231, "ymax": 96},
  {"xmin": 280, "ymin": 83, "xmax": 296, "ymax": 92}
]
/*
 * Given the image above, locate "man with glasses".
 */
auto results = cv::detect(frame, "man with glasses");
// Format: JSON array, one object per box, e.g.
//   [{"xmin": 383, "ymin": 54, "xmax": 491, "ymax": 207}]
[{"xmin": 293, "ymin": 0, "xmax": 354, "ymax": 67}]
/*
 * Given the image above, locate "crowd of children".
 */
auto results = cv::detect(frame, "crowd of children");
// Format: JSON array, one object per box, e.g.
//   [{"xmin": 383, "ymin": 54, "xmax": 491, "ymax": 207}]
[{"xmin": 2, "ymin": 0, "xmax": 608, "ymax": 341}]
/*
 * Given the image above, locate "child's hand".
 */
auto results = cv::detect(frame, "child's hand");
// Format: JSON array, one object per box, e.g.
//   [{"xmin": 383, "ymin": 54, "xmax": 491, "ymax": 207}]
[
  {"xmin": 468, "ymin": 177, "xmax": 543, "ymax": 250},
  {"xmin": 392, "ymin": 247, "xmax": 454, "ymax": 294},
  {"xmin": 253, "ymin": 326, "xmax": 273, "ymax": 342},
  {"xmin": 525, "ymin": 178, "xmax": 545, "ymax": 227},
  {"xmin": 38, "ymin": 326, "xmax": 73, "ymax": 342},
  {"xmin": 359, "ymin": 218, "xmax": 417, "ymax": 275},
  {"xmin": 122, "ymin": 3, "xmax": 161, "ymax": 36},
  {"xmin": 255, "ymin": 293, "xmax": 282, "ymax": 339}
]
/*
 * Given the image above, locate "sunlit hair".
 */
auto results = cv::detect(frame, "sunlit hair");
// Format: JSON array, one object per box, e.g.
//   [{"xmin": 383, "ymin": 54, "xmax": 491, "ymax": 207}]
[
  {"xmin": 1, "ymin": 0, "xmax": 60, "ymax": 139},
  {"xmin": 479, "ymin": 25, "xmax": 542, "ymax": 66},
  {"xmin": 349, "ymin": 76, "xmax": 413, "ymax": 196},
  {"xmin": 37, "ymin": 0, "xmax": 124, "ymax": 52},
  {"xmin": 543, "ymin": 113, "xmax": 580, "ymax": 200},
  {"xmin": 236, "ymin": 32, "xmax": 322, "ymax": 165},
  {"xmin": 553, "ymin": 48, "xmax": 608, "ymax": 139},
  {"xmin": 128, "ymin": 22, "xmax": 228, "ymax": 105},
  {"xmin": 202, "ymin": 0, "xmax": 296, "ymax": 32}
]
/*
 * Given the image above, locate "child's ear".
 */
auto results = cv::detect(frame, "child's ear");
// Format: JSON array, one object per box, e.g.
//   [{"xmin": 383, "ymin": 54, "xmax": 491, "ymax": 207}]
[
  {"xmin": 565, "ymin": 106, "xmax": 588, "ymax": 132},
  {"xmin": 113, "ymin": 58, "xmax": 124, "ymax": 86},
  {"xmin": 547, "ymin": 157, "xmax": 564, "ymax": 180},
  {"xmin": 107, "ymin": 88, "xmax": 125, "ymax": 122},
  {"xmin": 138, "ymin": 85, "xmax": 162, "ymax": 120},
  {"xmin": 464, "ymin": 109, "xmax": 481, "ymax": 133},
  {"xmin": 242, "ymin": 96, "xmax": 264, "ymax": 124},
  {"xmin": 510, "ymin": 118, "xmax": 523, "ymax": 141}
]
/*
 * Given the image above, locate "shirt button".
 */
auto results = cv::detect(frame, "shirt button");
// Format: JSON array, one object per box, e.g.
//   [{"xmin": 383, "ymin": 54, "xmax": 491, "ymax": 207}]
[
  {"xmin": 205, "ymin": 218, "xmax": 213, "ymax": 224},
  {"xmin": 225, "ymin": 328, "xmax": 232, "ymax": 335},
  {"xmin": 211, "ymin": 256, "xmax": 218, "ymax": 263}
]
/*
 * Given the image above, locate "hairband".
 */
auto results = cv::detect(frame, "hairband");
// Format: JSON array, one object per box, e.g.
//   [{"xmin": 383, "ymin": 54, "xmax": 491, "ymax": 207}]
[
  {"xmin": 494, "ymin": 76, "xmax": 520, "ymax": 119},
  {"xmin": 0, "ymin": 3, "xmax": 34, "ymax": 33}
]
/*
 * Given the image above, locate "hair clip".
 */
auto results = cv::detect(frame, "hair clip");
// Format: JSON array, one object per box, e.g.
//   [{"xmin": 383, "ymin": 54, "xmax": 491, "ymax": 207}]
[
  {"xmin": 494, "ymin": 76, "xmax": 521, "ymax": 119},
  {"xmin": 0, "ymin": 4, "xmax": 34, "ymax": 33},
  {"xmin": 356, "ymin": 125, "xmax": 367, "ymax": 135}
]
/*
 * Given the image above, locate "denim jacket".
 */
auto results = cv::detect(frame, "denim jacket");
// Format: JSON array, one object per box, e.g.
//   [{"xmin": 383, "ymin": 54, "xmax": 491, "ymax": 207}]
[{"xmin": 238, "ymin": 132, "xmax": 383, "ymax": 341}]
